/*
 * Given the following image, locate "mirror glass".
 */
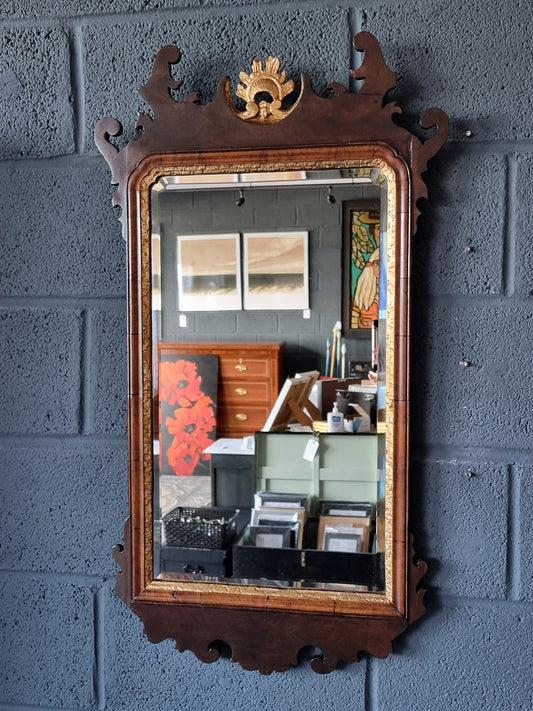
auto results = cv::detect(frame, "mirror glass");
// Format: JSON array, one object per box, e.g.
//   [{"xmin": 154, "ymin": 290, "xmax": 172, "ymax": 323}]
[{"xmin": 149, "ymin": 165, "xmax": 390, "ymax": 593}]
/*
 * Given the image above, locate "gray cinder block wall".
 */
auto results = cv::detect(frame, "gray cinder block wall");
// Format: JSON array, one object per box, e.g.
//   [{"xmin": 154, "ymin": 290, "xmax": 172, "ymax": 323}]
[{"xmin": 1, "ymin": 1, "xmax": 532, "ymax": 710}]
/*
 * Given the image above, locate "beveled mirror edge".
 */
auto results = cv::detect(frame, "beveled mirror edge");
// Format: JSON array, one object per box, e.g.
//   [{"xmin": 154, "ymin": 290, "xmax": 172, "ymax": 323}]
[{"xmin": 99, "ymin": 32, "xmax": 449, "ymax": 672}]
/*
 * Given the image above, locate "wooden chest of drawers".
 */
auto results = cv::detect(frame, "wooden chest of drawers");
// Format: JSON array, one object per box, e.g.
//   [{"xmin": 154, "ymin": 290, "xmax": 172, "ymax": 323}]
[{"xmin": 159, "ymin": 342, "xmax": 284, "ymax": 438}]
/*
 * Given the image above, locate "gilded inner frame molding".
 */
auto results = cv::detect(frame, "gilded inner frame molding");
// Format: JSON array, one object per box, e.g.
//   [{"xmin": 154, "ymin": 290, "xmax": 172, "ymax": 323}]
[{"xmin": 135, "ymin": 156, "xmax": 400, "ymax": 613}]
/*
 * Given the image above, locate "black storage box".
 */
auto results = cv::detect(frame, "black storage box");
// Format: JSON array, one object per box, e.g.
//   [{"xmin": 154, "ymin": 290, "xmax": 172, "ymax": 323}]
[
  {"xmin": 161, "ymin": 510, "xmax": 250, "ymax": 578},
  {"xmin": 232, "ymin": 532, "xmax": 384, "ymax": 587},
  {"xmin": 163, "ymin": 506, "xmax": 239, "ymax": 549},
  {"xmin": 210, "ymin": 451, "xmax": 255, "ymax": 509},
  {"xmin": 160, "ymin": 541, "xmax": 233, "ymax": 577}
]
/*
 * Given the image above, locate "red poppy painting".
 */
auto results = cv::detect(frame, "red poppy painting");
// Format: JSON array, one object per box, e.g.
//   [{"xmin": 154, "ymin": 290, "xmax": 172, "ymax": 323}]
[{"xmin": 159, "ymin": 354, "xmax": 218, "ymax": 476}]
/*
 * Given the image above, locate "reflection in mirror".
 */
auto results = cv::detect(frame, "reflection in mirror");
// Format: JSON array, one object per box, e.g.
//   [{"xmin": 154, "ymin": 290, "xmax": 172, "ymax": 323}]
[{"xmin": 149, "ymin": 166, "xmax": 390, "ymax": 592}]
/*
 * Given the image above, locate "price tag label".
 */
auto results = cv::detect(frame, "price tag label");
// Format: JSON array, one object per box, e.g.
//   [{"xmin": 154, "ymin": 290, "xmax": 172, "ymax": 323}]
[{"xmin": 302, "ymin": 438, "xmax": 319, "ymax": 462}]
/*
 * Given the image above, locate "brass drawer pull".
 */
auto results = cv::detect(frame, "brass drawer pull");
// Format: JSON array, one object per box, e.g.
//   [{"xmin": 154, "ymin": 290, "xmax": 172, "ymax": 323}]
[
  {"xmin": 235, "ymin": 387, "xmax": 248, "ymax": 396},
  {"xmin": 235, "ymin": 362, "xmax": 247, "ymax": 372},
  {"xmin": 235, "ymin": 413, "xmax": 248, "ymax": 421}
]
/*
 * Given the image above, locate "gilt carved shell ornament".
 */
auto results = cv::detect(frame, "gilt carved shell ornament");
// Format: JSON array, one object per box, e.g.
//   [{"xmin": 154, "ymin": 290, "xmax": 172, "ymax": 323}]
[{"xmin": 235, "ymin": 55, "xmax": 297, "ymax": 121}]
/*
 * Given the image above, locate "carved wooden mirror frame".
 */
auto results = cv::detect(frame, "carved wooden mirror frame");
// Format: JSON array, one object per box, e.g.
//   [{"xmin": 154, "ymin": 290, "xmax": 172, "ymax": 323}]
[{"xmin": 95, "ymin": 32, "xmax": 448, "ymax": 674}]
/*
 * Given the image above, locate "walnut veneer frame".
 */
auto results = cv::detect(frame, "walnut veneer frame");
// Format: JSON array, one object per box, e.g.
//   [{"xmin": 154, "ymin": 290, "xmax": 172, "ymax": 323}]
[{"xmin": 95, "ymin": 32, "xmax": 448, "ymax": 674}]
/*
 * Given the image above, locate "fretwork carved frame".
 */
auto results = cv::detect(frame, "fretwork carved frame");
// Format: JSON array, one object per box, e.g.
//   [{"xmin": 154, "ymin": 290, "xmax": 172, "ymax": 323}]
[{"xmin": 95, "ymin": 31, "xmax": 448, "ymax": 674}]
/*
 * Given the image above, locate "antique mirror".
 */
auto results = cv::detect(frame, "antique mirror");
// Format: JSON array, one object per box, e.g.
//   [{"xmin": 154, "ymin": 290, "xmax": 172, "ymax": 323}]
[{"xmin": 95, "ymin": 32, "xmax": 448, "ymax": 673}]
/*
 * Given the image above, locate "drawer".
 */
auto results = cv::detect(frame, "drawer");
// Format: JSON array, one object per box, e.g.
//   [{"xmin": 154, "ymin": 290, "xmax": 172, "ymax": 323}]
[
  {"xmin": 219, "ymin": 356, "xmax": 272, "ymax": 381},
  {"xmin": 219, "ymin": 380, "xmax": 271, "ymax": 403},
  {"xmin": 217, "ymin": 404, "xmax": 271, "ymax": 432}
]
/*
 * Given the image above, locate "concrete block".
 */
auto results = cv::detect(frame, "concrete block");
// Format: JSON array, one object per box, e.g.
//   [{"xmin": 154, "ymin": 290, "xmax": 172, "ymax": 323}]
[
  {"xmin": 173, "ymin": 208, "xmax": 214, "ymax": 232},
  {"xmin": 413, "ymin": 153, "xmax": 506, "ymax": 296},
  {"xmin": 84, "ymin": 8, "xmax": 350, "ymax": 152},
  {"xmin": 253, "ymin": 206, "xmax": 298, "ymax": 229},
  {"xmin": 282, "ymin": 187, "xmax": 321, "ymax": 208},
  {"xmin": 162, "ymin": 311, "xmax": 199, "ymax": 338},
  {"xmin": 319, "ymin": 311, "xmax": 344, "ymax": 334},
  {"xmin": 518, "ymin": 464, "xmax": 533, "ymax": 602},
  {"xmin": 515, "ymin": 154, "xmax": 533, "ymax": 297},
  {"xmin": 212, "ymin": 207, "xmax": 252, "ymax": 231},
  {"xmin": 196, "ymin": 311, "xmax": 238, "ymax": 334},
  {"xmin": 159, "ymin": 190, "xmax": 193, "ymax": 212},
  {"xmin": 235, "ymin": 311, "xmax": 278, "ymax": 334},
  {"xmin": 278, "ymin": 310, "xmax": 320, "ymax": 334},
  {"xmin": 411, "ymin": 302, "xmax": 533, "ymax": 448},
  {"xmin": 0, "ymin": 27, "xmax": 73, "ymax": 158},
  {"xmin": 0, "ymin": 575, "xmax": 95, "ymax": 708},
  {"xmin": 1, "ymin": 0, "xmax": 201, "ymax": 19},
  {"xmin": 0, "ymin": 308, "xmax": 81, "ymax": 435},
  {"xmin": 91, "ymin": 308, "xmax": 128, "ymax": 436},
  {"xmin": 192, "ymin": 189, "xmax": 237, "ymax": 210},
  {"xmin": 311, "ymin": 287, "xmax": 340, "ymax": 315},
  {"xmin": 379, "ymin": 600, "xmax": 533, "ymax": 711},
  {"xmin": 0, "ymin": 442, "xmax": 128, "ymax": 576},
  {"xmin": 364, "ymin": 0, "xmax": 533, "ymax": 142},
  {"xmin": 297, "ymin": 203, "xmax": 341, "ymax": 229},
  {"xmin": 411, "ymin": 460, "xmax": 508, "ymax": 599},
  {"xmin": 320, "ymin": 225, "xmax": 342, "ymax": 249},
  {"xmin": 313, "ymin": 248, "xmax": 341, "ymax": 288},
  {"xmin": 288, "ymin": 332, "xmax": 328, "ymax": 357},
  {"xmin": 0, "ymin": 161, "xmax": 125, "ymax": 297},
  {"xmin": 161, "ymin": 287, "xmax": 178, "ymax": 316}
]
